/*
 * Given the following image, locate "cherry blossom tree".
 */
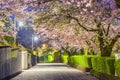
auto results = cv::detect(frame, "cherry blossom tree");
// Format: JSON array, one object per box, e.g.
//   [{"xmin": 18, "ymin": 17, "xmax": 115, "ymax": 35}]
[
  {"xmin": 34, "ymin": 0, "xmax": 120, "ymax": 57},
  {"xmin": 0, "ymin": 0, "xmax": 120, "ymax": 56}
]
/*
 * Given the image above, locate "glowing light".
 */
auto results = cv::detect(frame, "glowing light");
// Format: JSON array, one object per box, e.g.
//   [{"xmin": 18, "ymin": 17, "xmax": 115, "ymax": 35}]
[
  {"xmin": 0, "ymin": 21, "xmax": 4, "ymax": 27},
  {"xmin": 18, "ymin": 21, "xmax": 24, "ymax": 27},
  {"xmin": 32, "ymin": 35, "xmax": 39, "ymax": 50},
  {"xmin": 33, "ymin": 36, "xmax": 38, "ymax": 41}
]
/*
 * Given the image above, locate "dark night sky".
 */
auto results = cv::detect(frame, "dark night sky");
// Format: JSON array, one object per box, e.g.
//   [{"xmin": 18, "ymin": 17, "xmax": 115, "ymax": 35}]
[{"xmin": 17, "ymin": 27, "xmax": 41, "ymax": 49}]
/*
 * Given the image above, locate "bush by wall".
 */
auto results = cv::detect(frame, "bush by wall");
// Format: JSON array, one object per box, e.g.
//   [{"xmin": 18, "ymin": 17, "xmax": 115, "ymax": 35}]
[
  {"xmin": 91, "ymin": 70, "xmax": 120, "ymax": 80},
  {"xmin": 39, "ymin": 55, "xmax": 54, "ymax": 63},
  {"xmin": 48, "ymin": 55, "xmax": 54, "ymax": 62},
  {"xmin": 91, "ymin": 57, "xmax": 115, "ymax": 75},
  {"xmin": 61, "ymin": 55, "xmax": 68, "ymax": 63},
  {"xmin": 115, "ymin": 59, "xmax": 120, "ymax": 77},
  {"xmin": 69, "ymin": 55, "xmax": 95, "ymax": 68}
]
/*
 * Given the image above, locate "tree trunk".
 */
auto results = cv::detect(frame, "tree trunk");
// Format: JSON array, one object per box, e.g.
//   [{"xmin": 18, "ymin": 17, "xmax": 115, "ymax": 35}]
[
  {"xmin": 100, "ymin": 34, "xmax": 120, "ymax": 57},
  {"xmin": 97, "ymin": 23, "xmax": 113, "ymax": 57},
  {"xmin": 100, "ymin": 46, "xmax": 113, "ymax": 57},
  {"xmin": 98, "ymin": 35, "xmax": 113, "ymax": 57}
]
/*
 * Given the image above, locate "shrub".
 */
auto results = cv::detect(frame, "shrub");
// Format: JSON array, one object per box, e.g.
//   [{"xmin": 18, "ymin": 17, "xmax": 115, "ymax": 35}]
[
  {"xmin": 61, "ymin": 55, "xmax": 68, "ymax": 63},
  {"xmin": 90, "ymin": 70, "xmax": 100, "ymax": 78},
  {"xmin": 106, "ymin": 58, "xmax": 115, "ymax": 75},
  {"xmin": 39, "ymin": 55, "xmax": 54, "ymax": 63},
  {"xmin": 48, "ymin": 55, "xmax": 54, "ymax": 62},
  {"xmin": 70, "ymin": 56, "xmax": 87, "ymax": 67},
  {"xmin": 91, "ymin": 70, "xmax": 120, "ymax": 80},
  {"xmin": 11, "ymin": 48, "xmax": 19, "ymax": 58},
  {"xmin": 86, "ymin": 55, "xmax": 96, "ymax": 68},
  {"xmin": 115, "ymin": 59, "xmax": 120, "ymax": 77},
  {"xmin": 4, "ymin": 36, "xmax": 14, "ymax": 46},
  {"xmin": 91, "ymin": 57, "xmax": 115, "ymax": 75},
  {"xmin": 69, "ymin": 55, "xmax": 95, "ymax": 68}
]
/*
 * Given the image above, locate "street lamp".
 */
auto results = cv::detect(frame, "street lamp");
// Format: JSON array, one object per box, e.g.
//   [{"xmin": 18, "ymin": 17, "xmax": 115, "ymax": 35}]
[
  {"xmin": 32, "ymin": 35, "xmax": 39, "ymax": 50},
  {"xmin": 31, "ymin": 35, "xmax": 39, "ymax": 65},
  {"xmin": 18, "ymin": 21, "xmax": 24, "ymax": 27}
]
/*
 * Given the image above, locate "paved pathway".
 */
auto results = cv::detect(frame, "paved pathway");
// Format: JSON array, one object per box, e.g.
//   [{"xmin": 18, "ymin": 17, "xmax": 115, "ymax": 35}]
[{"xmin": 10, "ymin": 63, "xmax": 98, "ymax": 80}]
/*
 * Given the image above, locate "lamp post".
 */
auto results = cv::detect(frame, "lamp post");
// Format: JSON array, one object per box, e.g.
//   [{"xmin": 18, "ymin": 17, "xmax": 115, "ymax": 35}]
[
  {"xmin": 32, "ymin": 35, "xmax": 33, "ymax": 51},
  {"xmin": 31, "ymin": 35, "xmax": 39, "ymax": 65},
  {"xmin": 32, "ymin": 35, "xmax": 38, "ymax": 50}
]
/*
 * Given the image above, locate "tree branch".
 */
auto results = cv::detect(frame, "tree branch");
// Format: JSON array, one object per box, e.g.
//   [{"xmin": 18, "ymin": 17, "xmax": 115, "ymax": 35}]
[
  {"xmin": 67, "ymin": 14, "xmax": 98, "ymax": 32},
  {"xmin": 101, "ymin": 25, "xmax": 106, "ymax": 35},
  {"xmin": 106, "ymin": 23, "xmax": 110, "ymax": 36},
  {"xmin": 110, "ymin": 33, "xmax": 120, "ymax": 47}
]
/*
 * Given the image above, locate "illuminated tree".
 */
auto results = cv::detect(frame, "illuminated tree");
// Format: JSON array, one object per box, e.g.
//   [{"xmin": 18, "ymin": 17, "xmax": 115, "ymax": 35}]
[
  {"xmin": 0, "ymin": 0, "xmax": 120, "ymax": 56},
  {"xmin": 34, "ymin": 0, "xmax": 120, "ymax": 57}
]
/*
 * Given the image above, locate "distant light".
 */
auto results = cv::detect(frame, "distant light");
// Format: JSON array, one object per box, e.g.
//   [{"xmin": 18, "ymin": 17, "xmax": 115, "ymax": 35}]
[
  {"xmin": 18, "ymin": 21, "xmax": 24, "ymax": 27},
  {"xmin": 0, "ymin": 21, "xmax": 5, "ymax": 26},
  {"xmin": 34, "ymin": 36, "xmax": 39, "ymax": 41}
]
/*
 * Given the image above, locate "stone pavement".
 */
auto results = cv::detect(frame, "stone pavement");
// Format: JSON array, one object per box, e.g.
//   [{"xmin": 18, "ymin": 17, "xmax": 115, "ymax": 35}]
[{"xmin": 10, "ymin": 63, "xmax": 98, "ymax": 80}]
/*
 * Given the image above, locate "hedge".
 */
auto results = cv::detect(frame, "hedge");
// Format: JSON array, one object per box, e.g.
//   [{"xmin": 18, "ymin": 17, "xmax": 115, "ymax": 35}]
[
  {"xmin": 91, "ymin": 57, "xmax": 115, "ymax": 75},
  {"xmin": 91, "ymin": 70, "xmax": 120, "ymax": 80},
  {"xmin": 61, "ymin": 55, "xmax": 68, "ymax": 63},
  {"xmin": 115, "ymin": 59, "xmax": 120, "ymax": 77},
  {"xmin": 69, "ymin": 55, "xmax": 95, "ymax": 68},
  {"xmin": 39, "ymin": 55, "xmax": 54, "ymax": 63},
  {"xmin": 47, "ymin": 55, "xmax": 54, "ymax": 62}
]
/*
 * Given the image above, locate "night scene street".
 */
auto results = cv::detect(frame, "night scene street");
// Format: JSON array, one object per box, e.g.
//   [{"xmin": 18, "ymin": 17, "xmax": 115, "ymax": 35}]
[{"xmin": 0, "ymin": 0, "xmax": 120, "ymax": 80}]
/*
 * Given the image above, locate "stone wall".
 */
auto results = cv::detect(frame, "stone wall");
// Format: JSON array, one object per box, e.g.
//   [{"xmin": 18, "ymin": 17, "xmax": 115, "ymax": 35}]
[
  {"xmin": 0, "ymin": 46, "xmax": 21, "ymax": 79},
  {"xmin": 0, "ymin": 46, "xmax": 38, "ymax": 79}
]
